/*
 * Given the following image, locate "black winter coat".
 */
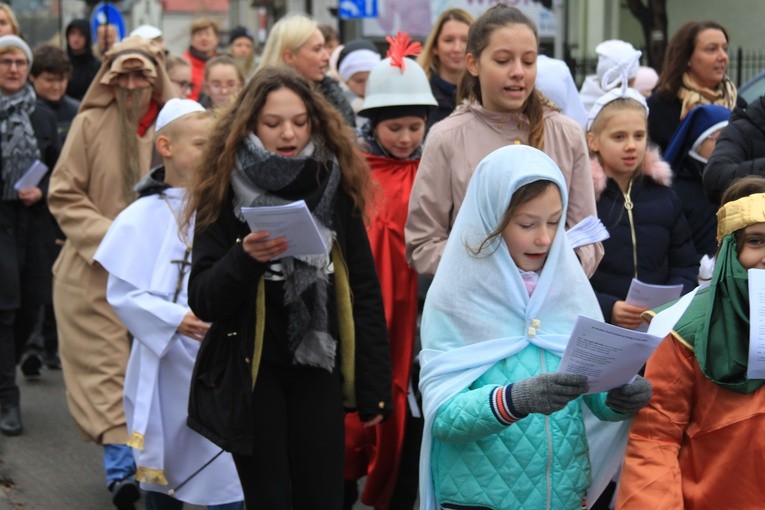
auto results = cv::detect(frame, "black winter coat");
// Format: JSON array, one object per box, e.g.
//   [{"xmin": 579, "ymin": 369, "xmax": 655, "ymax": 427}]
[
  {"xmin": 425, "ymin": 75, "xmax": 456, "ymax": 134},
  {"xmin": 0, "ymin": 102, "xmax": 61, "ymax": 309},
  {"xmin": 703, "ymin": 95, "xmax": 765, "ymax": 204},
  {"xmin": 673, "ymin": 157, "xmax": 718, "ymax": 258},
  {"xmin": 647, "ymin": 92, "xmax": 745, "ymax": 154},
  {"xmin": 590, "ymin": 154, "xmax": 698, "ymax": 323},
  {"xmin": 187, "ymin": 189, "xmax": 391, "ymax": 454},
  {"xmin": 317, "ymin": 76, "xmax": 357, "ymax": 128}
]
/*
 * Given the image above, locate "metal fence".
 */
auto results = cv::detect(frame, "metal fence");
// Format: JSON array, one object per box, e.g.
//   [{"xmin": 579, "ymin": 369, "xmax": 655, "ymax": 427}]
[{"xmin": 568, "ymin": 47, "xmax": 765, "ymax": 90}]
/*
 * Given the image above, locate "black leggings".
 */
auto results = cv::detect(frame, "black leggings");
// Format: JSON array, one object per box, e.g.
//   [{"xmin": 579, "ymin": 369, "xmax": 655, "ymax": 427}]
[{"xmin": 232, "ymin": 361, "xmax": 345, "ymax": 510}]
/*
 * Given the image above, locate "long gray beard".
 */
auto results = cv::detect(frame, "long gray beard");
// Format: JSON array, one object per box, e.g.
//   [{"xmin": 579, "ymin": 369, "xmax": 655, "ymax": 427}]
[{"xmin": 115, "ymin": 87, "xmax": 151, "ymax": 205}]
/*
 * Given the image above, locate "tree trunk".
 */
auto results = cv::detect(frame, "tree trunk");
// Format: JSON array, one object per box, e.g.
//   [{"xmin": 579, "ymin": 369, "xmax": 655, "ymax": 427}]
[{"xmin": 625, "ymin": 0, "xmax": 668, "ymax": 73}]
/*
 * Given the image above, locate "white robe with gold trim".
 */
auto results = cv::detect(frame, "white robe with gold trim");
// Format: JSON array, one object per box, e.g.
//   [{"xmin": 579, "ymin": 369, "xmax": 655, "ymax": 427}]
[{"xmin": 95, "ymin": 187, "xmax": 243, "ymax": 505}]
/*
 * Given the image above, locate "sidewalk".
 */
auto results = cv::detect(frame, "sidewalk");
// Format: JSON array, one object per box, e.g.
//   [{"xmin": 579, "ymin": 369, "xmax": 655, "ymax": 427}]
[
  {"xmin": 0, "ymin": 369, "xmax": 139, "ymax": 509},
  {"xmin": 0, "ymin": 367, "xmax": 380, "ymax": 509}
]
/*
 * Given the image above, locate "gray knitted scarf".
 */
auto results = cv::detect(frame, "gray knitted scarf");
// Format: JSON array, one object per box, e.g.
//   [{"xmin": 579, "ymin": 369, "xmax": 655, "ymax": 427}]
[
  {"xmin": 0, "ymin": 83, "xmax": 41, "ymax": 201},
  {"xmin": 232, "ymin": 134, "xmax": 341, "ymax": 371}
]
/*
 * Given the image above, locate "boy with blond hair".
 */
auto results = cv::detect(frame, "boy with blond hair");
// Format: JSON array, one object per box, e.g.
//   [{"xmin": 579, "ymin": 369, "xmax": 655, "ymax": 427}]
[{"xmin": 95, "ymin": 99, "xmax": 244, "ymax": 509}]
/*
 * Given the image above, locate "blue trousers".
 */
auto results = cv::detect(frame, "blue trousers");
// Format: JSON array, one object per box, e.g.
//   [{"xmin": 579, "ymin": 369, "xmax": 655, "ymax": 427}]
[{"xmin": 103, "ymin": 443, "xmax": 136, "ymax": 485}]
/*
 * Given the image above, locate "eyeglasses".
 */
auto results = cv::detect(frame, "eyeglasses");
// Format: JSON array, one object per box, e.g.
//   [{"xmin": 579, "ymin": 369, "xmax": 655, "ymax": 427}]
[
  {"xmin": 171, "ymin": 80, "xmax": 194, "ymax": 93},
  {"xmin": 0, "ymin": 58, "xmax": 28, "ymax": 69}
]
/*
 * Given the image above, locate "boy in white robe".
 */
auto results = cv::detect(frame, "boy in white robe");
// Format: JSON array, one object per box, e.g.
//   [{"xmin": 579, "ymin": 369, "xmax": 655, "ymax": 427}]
[{"xmin": 94, "ymin": 98, "xmax": 244, "ymax": 509}]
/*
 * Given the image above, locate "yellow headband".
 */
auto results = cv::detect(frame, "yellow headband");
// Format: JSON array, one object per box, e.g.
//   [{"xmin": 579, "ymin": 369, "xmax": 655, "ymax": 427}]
[{"xmin": 716, "ymin": 193, "xmax": 765, "ymax": 241}]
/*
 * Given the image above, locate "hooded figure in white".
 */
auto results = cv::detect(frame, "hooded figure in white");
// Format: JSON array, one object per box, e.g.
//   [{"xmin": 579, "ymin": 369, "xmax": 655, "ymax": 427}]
[{"xmin": 418, "ymin": 145, "xmax": 634, "ymax": 509}]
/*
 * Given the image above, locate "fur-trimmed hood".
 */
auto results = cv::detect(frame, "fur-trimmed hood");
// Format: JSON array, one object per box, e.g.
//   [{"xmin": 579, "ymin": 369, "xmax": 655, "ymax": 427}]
[{"xmin": 590, "ymin": 146, "xmax": 672, "ymax": 199}]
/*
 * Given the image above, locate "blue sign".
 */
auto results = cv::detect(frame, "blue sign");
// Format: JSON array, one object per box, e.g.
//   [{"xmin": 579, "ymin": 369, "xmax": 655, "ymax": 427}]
[
  {"xmin": 90, "ymin": 2, "xmax": 126, "ymax": 44},
  {"xmin": 339, "ymin": 0, "xmax": 377, "ymax": 19}
]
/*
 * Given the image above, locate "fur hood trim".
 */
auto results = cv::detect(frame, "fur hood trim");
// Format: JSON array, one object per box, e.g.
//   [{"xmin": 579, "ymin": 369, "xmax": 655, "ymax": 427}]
[{"xmin": 590, "ymin": 146, "xmax": 672, "ymax": 199}]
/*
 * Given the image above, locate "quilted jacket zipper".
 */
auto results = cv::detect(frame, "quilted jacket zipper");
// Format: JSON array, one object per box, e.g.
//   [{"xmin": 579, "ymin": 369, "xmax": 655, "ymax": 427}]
[{"xmin": 540, "ymin": 348, "xmax": 553, "ymax": 509}]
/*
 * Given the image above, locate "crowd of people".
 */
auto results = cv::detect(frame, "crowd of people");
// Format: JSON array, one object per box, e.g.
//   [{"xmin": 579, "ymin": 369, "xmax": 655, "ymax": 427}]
[{"xmin": 1, "ymin": 3, "xmax": 764, "ymax": 510}]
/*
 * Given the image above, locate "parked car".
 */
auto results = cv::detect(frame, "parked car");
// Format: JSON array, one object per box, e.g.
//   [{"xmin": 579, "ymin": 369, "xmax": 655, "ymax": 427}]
[{"xmin": 739, "ymin": 70, "xmax": 765, "ymax": 104}]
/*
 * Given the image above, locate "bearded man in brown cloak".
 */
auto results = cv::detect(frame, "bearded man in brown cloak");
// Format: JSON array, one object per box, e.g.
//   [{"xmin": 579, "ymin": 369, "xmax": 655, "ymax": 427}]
[{"xmin": 47, "ymin": 35, "xmax": 176, "ymax": 510}]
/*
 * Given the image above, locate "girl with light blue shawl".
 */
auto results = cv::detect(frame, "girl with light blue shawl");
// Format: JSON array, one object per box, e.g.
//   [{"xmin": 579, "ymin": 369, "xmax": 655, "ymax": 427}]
[{"xmin": 418, "ymin": 145, "xmax": 650, "ymax": 509}]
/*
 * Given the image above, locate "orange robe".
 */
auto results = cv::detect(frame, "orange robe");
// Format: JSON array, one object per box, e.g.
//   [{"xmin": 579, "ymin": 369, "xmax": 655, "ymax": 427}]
[
  {"xmin": 344, "ymin": 154, "xmax": 419, "ymax": 508},
  {"xmin": 617, "ymin": 335, "xmax": 765, "ymax": 509}
]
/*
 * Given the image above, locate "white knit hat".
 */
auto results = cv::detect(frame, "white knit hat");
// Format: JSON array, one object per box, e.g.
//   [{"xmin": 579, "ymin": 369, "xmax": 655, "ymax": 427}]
[
  {"xmin": 595, "ymin": 40, "xmax": 641, "ymax": 90},
  {"xmin": 0, "ymin": 35, "xmax": 32, "ymax": 64},
  {"xmin": 156, "ymin": 98, "xmax": 205, "ymax": 132}
]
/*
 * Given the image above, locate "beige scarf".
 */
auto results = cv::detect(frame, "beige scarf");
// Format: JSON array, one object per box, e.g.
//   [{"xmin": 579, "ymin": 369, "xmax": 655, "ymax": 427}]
[{"xmin": 678, "ymin": 72, "xmax": 737, "ymax": 119}]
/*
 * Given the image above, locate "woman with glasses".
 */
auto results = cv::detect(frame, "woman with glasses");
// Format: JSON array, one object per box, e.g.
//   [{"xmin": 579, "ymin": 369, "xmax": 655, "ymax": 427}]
[
  {"xmin": 0, "ymin": 35, "xmax": 60, "ymax": 436},
  {"xmin": 166, "ymin": 54, "xmax": 194, "ymax": 99},
  {"xmin": 200, "ymin": 55, "xmax": 244, "ymax": 110}
]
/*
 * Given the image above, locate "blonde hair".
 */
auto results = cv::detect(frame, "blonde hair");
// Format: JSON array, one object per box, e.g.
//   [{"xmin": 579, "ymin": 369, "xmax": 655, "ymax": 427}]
[
  {"xmin": 190, "ymin": 17, "xmax": 220, "ymax": 36},
  {"xmin": 587, "ymin": 97, "xmax": 648, "ymax": 180},
  {"xmin": 587, "ymin": 97, "xmax": 647, "ymax": 136},
  {"xmin": 203, "ymin": 55, "xmax": 244, "ymax": 83},
  {"xmin": 156, "ymin": 110, "xmax": 211, "ymax": 140},
  {"xmin": 258, "ymin": 15, "xmax": 318, "ymax": 69},
  {"xmin": 165, "ymin": 54, "xmax": 190, "ymax": 73},
  {"xmin": 417, "ymin": 8, "xmax": 473, "ymax": 80},
  {"xmin": 0, "ymin": 4, "xmax": 20, "ymax": 35}
]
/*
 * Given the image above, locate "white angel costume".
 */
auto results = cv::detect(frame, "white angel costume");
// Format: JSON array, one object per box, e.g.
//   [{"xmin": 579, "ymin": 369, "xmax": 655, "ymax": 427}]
[{"xmin": 94, "ymin": 185, "xmax": 243, "ymax": 506}]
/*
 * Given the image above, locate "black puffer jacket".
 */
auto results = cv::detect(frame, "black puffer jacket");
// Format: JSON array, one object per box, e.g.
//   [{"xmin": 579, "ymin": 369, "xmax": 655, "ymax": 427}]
[
  {"xmin": 703, "ymin": 95, "xmax": 765, "ymax": 204},
  {"xmin": 187, "ymin": 188, "xmax": 391, "ymax": 454},
  {"xmin": 590, "ymin": 148, "xmax": 699, "ymax": 323}
]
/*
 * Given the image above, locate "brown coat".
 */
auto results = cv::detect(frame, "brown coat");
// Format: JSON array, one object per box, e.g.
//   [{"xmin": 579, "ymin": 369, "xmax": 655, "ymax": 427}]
[{"xmin": 48, "ymin": 36, "xmax": 176, "ymax": 444}]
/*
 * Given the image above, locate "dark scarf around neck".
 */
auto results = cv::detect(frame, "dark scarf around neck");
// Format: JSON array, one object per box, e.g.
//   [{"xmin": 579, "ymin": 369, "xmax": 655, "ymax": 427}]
[{"xmin": 231, "ymin": 134, "xmax": 341, "ymax": 371}]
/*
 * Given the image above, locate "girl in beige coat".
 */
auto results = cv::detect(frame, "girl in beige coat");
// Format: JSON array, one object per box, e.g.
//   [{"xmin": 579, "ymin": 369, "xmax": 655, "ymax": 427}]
[{"xmin": 405, "ymin": 4, "xmax": 602, "ymax": 278}]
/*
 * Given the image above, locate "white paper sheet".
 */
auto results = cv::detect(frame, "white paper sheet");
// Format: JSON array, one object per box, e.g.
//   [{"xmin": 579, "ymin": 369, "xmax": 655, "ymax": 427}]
[
  {"xmin": 13, "ymin": 159, "xmax": 48, "ymax": 191},
  {"xmin": 558, "ymin": 315, "xmax": 663, "ymax": 393},
  {"xmin": 241, "ymin": 200, "xmax": 328, "ymax": 258},
  {"xmin": 747, "ymin": 269, "xmax": 765, "ymax": 379},
  {"xmin": 625, "ymin": 278, "xmax": 684, "ymax": 309},
  {"xmin": 566, "ymin": 215, "xmax": 610, "ymax": 249}
]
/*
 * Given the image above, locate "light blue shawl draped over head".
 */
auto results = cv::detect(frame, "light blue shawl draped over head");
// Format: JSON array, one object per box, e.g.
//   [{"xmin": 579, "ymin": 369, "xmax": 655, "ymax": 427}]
[{"xmin": 418, "ymin": 145, "xmax": 618, "ymax": 509}]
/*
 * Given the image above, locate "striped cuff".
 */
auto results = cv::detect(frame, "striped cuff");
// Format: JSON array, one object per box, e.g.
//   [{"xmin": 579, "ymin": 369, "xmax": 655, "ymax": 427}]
[{"xmin": 490, "ymin": 386, "xmax": 519, "ymax": 425}]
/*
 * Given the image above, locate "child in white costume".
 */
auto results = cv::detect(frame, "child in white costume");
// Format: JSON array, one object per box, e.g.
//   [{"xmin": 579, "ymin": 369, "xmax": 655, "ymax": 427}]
[{"xmin": 94, "ymin": 98, "xmax": 244, "ymax": 509}]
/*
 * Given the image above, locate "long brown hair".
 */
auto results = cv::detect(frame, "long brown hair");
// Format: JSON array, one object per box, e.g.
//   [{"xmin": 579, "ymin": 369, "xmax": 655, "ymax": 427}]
[
  {"xmin": 456, "ymin": 4, "xmax": 549, "ymax": 150},
  {"xmin": 417, "ymin": 8, "xmax": 474, "ymax": 80},
  {"xmin": 656, "ymin": 20, "xmax": 729, "ymax": 101},
  {"xmin": 185, "ymin": 66, "xmax": 372, "ymax": 230}
]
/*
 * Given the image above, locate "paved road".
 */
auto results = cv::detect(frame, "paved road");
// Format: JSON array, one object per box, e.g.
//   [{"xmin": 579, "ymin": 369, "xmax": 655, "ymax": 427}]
[{"xmin": 0, "ymin": 368, "xmax": 378, "ymax": 509}]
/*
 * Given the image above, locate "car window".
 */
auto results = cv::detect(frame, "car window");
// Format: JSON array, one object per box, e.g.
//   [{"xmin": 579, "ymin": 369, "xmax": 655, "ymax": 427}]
[{"xmin": 740, "ymin": 71, "xmax": 765, "ymax": 104}]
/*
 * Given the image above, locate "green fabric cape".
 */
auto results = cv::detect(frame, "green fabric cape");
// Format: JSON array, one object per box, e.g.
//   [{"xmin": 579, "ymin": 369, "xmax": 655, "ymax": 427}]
[{"xmin": 670, "ymin": 234, "xmax": 763, "ymax": 394}]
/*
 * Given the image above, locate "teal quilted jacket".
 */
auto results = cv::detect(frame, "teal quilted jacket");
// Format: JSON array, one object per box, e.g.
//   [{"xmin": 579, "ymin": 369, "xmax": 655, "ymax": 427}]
[{"xmin": 431, "ymin": 343, "xmax": 625, "ymax": 509}]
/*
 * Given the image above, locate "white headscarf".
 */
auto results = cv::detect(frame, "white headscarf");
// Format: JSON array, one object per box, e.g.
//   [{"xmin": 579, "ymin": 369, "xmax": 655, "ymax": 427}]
[{"xmin": 418, "ymin": 145, "xmax": 611, "ymax": 509}]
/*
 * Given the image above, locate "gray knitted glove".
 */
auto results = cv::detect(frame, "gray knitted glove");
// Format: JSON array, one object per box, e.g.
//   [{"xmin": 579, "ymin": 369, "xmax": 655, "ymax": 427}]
[
  {"xmin": 606, "ymin": 375, "xmax": 653, "ymax": 415},
  {"xmin": 509, "ymin": 373, "xmax": 589, "ymax": 417}
]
